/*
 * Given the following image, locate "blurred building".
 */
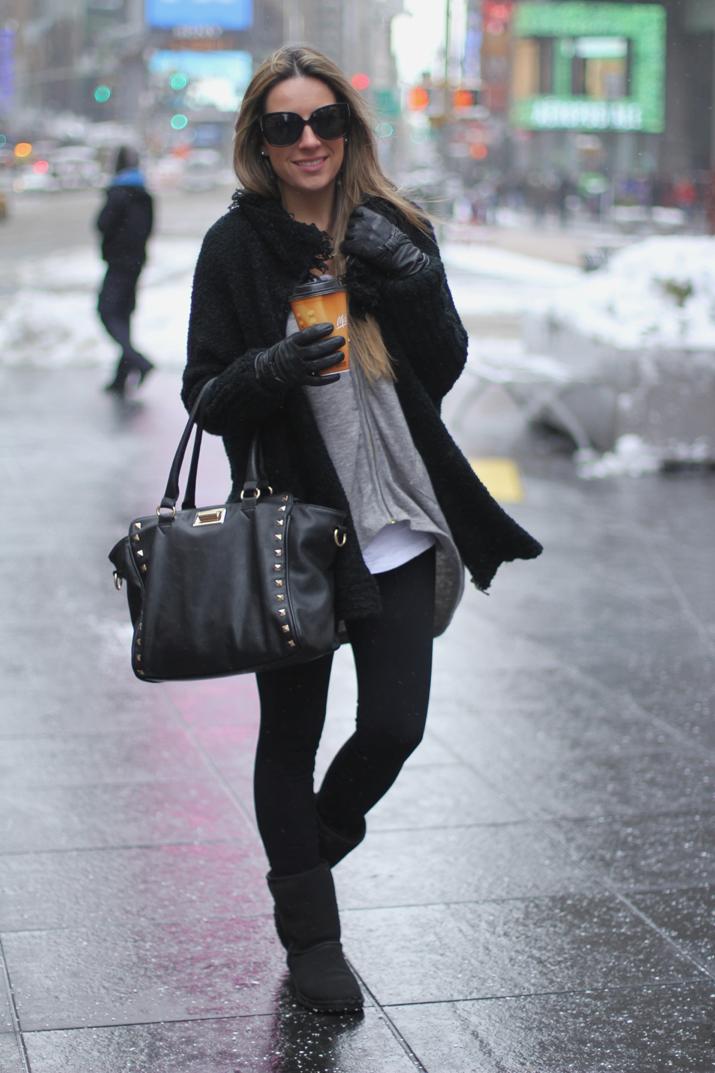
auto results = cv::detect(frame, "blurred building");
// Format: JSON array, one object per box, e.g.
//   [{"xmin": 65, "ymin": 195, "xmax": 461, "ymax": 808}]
[
  {"xmin": 289, "ymin": 0, "xmax": 403, "ymax": 88},
  {"xmin": 503, "ymin": 1, "xmax": 668, "ymax": 183},
  {"xmin": 1, "ymin": 0, "xmax": 403, "ymax": 158},
  {"xmin": 471, "ymin": 0, "xmax": 715, "ymax": 187}
]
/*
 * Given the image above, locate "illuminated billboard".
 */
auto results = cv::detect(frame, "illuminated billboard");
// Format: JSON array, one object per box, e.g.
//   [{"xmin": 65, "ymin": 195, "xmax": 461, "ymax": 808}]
[
  {"xmin": 510, "ymin": 2, "xmax": 665, "ymax": 133},
  {"xmin": 0, "ymin": 29, "xmax": 14, "ymax": 110},
  {"xmin": 146, "ymin": 0, "xmax": 252, "ymax": 30},
  {"xmin": 149, "ymin": 49, "xmax": 252, "ymax": 111}
]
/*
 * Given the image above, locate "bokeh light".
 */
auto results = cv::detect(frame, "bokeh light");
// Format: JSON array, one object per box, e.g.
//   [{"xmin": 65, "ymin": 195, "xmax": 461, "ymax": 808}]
[
  {"xmin": 169, "ymin": 72, "xmax": 188, "ymax": 91},
  {"xmin": 14, "ymin": 142, "xmax": 32, "ymax": 158},
  {"xmin": 170, "ymin": 113, "xmax": 189, "ymax": 130},
  {"xmin": 94, "ymin": 85, "xmax": 112, "ymax": 103},
  {"xmin": 351, "ymin": 72, "xmax": 371, "ymax": 91},
  {"xmin": 32, "ymin": 160, "xmax": 49, "ymax": 174},
  {"xmin": 375, "ymin": 121, "xmax": 395, "ymax": 139}
]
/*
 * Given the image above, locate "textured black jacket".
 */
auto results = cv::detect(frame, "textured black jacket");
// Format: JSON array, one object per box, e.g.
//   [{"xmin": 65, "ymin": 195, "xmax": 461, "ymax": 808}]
[
  {"xmin": 96, "ymin": 182, "xmax": 153, "ymax": 269},
  {"xmin": 182, "ymin": 190, "xmax": 542, "ymax": 622}
]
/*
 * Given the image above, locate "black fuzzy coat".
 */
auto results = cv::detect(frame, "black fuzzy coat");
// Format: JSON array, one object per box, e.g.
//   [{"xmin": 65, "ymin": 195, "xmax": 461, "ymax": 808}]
[{"xmin": 182, "ymin": 191, "xmax": 542, "ymax": 622}]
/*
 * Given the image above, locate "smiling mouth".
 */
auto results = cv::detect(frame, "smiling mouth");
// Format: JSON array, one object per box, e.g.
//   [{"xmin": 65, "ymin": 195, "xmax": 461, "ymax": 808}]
[{"xmin": 293, "ymin": 157, "xmax": 328, "ymax": 170}]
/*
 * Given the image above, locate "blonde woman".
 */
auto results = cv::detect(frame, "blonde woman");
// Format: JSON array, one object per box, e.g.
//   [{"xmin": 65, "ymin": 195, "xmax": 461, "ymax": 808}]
[{"xmin": 183, "ymin": 45, "xmax": 541, "ymax": 1014}]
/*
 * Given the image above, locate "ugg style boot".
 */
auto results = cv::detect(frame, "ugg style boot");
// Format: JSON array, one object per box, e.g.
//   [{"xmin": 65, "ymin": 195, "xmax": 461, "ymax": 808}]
[{"xmin": 267, "ymin": 861, "xmax": 363, "ymax": 1013}]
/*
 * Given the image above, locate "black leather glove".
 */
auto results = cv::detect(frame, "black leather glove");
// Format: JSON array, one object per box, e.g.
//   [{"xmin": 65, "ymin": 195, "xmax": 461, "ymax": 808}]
[
  {"xmin": 254, "ymin": 322, "xmax": 344, "ymax": 388},
  {"xmin": 341, "ymin": 205, "xmax": 430, "ymax": 278}
]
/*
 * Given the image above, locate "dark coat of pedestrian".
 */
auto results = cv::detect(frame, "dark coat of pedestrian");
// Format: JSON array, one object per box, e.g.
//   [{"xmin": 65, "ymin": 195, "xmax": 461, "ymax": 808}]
[
  {"xmin": 182, "ymin": 45, "xmax": 542, "ymax": 1016},
  {"xmin": 97, "ymin": 146, "xmax": 154, "ymax": 394}
]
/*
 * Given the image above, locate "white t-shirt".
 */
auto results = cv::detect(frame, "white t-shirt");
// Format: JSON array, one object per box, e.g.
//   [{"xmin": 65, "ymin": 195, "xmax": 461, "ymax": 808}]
[{"xmin": 363, "ymin": 520, "xmax": 435, "ymax": 574}]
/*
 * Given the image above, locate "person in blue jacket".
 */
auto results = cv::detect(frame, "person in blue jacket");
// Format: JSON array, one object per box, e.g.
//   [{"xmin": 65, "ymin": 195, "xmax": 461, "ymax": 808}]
[{"xmin": 96, "ymin": 146, "xmax": 154, "ymax": 394}]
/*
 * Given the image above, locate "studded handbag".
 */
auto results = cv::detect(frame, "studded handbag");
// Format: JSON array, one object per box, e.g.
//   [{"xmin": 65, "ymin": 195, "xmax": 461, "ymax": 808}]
[{"xmin": 108, "ymin": 380, "xmax": 347, "ymax": 682}]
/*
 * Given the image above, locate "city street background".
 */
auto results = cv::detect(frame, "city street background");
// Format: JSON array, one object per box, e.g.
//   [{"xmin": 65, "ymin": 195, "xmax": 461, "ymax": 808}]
[{"xmin": 2, "ymin": 0, "xmax": 715, "ymax": 1070}]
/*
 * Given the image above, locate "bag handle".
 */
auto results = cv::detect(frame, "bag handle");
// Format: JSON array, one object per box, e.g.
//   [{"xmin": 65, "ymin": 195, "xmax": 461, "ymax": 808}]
[
  {"xmin": 181, "ymin": 421, "xmax": 204, "ymax": 510},
  {"xmin": 159, "ymin": 378, "xmax": 270, "ymax": 516},
  {"xmin": 158, "ymin": 379, "xmax": 215, "ymax": 515}
]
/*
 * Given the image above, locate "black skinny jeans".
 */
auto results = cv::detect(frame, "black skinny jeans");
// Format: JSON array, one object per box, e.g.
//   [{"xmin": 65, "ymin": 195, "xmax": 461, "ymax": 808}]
[
  {"xmin": 254, "ymin": 547, "xmax": 435, "ymax": 876},
  {"xmin": 97, "ymin": 264, "xmax": 141, "ymax": 359}
]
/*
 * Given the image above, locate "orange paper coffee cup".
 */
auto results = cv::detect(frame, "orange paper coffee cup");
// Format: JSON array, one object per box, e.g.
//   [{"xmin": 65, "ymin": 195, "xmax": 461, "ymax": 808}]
[{"xmin": 289, "ymin": 276, "xmax": 350, "ymax": 374}]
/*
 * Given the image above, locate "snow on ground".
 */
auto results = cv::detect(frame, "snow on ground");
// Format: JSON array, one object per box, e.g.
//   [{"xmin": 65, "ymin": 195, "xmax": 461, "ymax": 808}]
[
  {"xmin": 443, "ymin": 242, "xmax": 578, "ymax": 317},
  {"xmin": 2, "ymin": 235, "xmax": 579, "ymax": 368},
  {"xmin": 4, "ymin": 232, "xmax": 714, "ymax": 473},
  {"xmin": 541, "ymin": 235, "xmax": 715, "ymax": 350},
  {"xmin": 1, "ymin": 238, "xmax": 200, "ymax": 369}
]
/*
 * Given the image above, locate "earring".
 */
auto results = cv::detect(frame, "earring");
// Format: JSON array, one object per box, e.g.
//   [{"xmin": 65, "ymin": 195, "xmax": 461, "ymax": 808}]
[{"xmin": 344, "ymin": 136, "xmax": 349, "ymax": 144}]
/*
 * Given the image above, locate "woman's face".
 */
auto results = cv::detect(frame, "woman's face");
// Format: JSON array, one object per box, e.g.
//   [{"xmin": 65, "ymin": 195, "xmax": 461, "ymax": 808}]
[{"xmin": 261, "ymin": 76, "xmax": 345, "ymax": 199}]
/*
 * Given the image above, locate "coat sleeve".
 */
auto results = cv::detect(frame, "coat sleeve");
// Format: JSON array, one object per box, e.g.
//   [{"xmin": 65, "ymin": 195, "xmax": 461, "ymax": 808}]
[
  {"xmin": 181, "ymin": 226, "xmax": 288, "ymax": 435},
  {"xmin": 96, "ymin": 187, "xmax": 125, "ymax": 237},
  {"xmin": 343, "ymin": 213, "xmax": 468, "ymax": 403}
]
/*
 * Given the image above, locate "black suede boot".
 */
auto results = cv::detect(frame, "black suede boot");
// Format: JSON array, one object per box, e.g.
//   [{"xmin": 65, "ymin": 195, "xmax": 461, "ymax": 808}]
[
  {"xmin": 103, "ymin": 355, "xmax": 131, "ymax": 395},
  {"xmin": 267, "ymin": 862, "xmax": 363, "ymax": 1013},
  {"xmin": 125, "ymin": 350, "xmax": 155, "ymax": 387}
]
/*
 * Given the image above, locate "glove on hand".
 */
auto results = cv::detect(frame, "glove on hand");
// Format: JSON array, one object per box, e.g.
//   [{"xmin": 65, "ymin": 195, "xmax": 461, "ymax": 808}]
[
  {"xmin": 254, "ymin": 322, "xmax": 344, "ymax": 388},
  {"xmin": 341, "ymin": 205, "xmax": 429, "ymax": 278}
]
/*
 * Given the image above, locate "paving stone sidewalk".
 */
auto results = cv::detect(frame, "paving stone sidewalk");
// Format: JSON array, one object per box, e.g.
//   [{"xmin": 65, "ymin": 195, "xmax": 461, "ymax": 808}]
[{"xmin": 0, "ymin": 365, "xmax": 713, "ymax": 1073}]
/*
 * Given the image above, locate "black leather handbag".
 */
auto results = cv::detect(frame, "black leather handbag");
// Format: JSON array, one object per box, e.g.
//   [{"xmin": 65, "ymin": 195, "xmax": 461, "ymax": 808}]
[{"xmin": 109, "ymin": 382, "xmax": 347, "ymax": 682}]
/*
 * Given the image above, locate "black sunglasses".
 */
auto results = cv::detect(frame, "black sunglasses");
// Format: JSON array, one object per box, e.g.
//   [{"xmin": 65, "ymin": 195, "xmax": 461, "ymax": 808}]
[{"xmin": 260, "ymin": 102, "xmax": 350, "ymax": 148}]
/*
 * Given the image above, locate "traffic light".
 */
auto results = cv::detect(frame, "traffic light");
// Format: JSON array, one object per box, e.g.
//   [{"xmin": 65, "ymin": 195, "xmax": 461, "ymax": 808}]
[
  {"xmin": 484, "ymin": 0, "xmax": 513, "ymax": 35},
  {"xmin": 407, "ymin": 85, "xmax": 430, "ymax": 111},
  {"xmin": 453, "ymin": 88, "xmax": 480, "ymax": 110}
]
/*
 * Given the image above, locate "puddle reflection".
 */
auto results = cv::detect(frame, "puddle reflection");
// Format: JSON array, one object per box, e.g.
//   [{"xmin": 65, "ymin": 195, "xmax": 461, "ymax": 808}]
[{"xmin": 259, "ymin": 975, "xmax": 365, "ymax": 1073}]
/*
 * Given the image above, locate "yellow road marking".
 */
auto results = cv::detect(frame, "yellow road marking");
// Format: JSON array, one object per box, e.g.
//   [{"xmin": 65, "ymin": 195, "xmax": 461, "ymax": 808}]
[{"xmin": 470, "ymin": 458, "xmax": 524, "ymax": 503}]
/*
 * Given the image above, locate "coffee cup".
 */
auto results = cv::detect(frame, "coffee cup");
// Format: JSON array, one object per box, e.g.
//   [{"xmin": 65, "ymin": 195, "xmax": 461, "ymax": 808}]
[{"xmin": 289, "ymin": 276, "xmax": 350, "ymax": 374}]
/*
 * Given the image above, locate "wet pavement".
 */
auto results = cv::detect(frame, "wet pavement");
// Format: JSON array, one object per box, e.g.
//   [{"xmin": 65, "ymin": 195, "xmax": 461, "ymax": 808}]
[{"xmin": 1, "ymin": 362, "xmax": 714, "ymax": 1073}]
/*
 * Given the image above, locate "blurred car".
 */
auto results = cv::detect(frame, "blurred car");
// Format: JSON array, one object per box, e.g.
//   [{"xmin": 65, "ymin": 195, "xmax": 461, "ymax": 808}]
[
  {"xmin": 179, "ymin": 149, "xmax": 224, "ymax": 192},
  {"xmin": 13, "ymin": 166, "xmax": 61, "ymax": 193},
  {"xmin": 147, "ymin": 153, "xmax": 185, "ymax": 190},
  {"xmin": 51, "ymin": 145, "xmax": 103, "ymax": 190}
]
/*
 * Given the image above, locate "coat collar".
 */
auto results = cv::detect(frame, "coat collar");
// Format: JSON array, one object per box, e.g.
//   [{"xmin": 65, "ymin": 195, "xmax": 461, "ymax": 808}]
[{"xmin": 230, "ymin": 190, "xmax": 334, "ymax": 280}]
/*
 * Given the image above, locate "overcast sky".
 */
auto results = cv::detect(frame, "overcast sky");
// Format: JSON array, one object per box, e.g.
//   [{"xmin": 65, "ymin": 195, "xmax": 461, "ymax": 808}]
[{"xmin": 392, "ymin": 0, "xmax": 466, "ymax": 84}]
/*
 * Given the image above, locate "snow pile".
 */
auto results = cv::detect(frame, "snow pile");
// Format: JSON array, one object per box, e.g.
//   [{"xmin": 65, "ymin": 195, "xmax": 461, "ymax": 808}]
[
  {"xmin": 0, "ymin": 239, "xmax": 199, "ymax": 368},
  {"xmin": 578, "ymin": 434, "xmax": 713, "ymax": 478},
  {"xmin": 577, "ymin": 435, "xmax": 661, "ymax": 478},
  {"xmin": 545, "ymin": 236, "xmax": 715, "ymax": 350}
]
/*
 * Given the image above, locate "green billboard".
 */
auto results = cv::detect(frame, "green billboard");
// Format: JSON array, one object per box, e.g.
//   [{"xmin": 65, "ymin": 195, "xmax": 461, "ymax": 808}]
[{"xmin": 510, "ymin": 2, "xmax": 666, "ymax": 133}]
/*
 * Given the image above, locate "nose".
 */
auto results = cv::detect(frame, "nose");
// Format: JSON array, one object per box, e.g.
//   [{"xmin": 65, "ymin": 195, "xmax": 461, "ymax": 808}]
[{"xmin": 296, "ymin": 121, "xmax": 322, "ymax": 151}]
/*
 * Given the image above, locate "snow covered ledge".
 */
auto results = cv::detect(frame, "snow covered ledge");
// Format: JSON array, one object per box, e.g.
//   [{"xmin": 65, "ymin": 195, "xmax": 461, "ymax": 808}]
[{"xmin": 523, "ymin": 236, "xmax": 715, "ymax": 467}]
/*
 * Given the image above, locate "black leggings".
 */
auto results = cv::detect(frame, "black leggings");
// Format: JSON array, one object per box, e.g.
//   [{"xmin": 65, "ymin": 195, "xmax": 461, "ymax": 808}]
[{"xmin": 254, "ymin": 547, "xmax": 435, "ymax": 876}]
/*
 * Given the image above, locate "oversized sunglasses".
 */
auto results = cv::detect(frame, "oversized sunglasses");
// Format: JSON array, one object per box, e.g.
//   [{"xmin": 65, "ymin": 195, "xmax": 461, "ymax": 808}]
[{"xmin": 260, "ymin": 102, "xmax": 350, "ymax": 147}]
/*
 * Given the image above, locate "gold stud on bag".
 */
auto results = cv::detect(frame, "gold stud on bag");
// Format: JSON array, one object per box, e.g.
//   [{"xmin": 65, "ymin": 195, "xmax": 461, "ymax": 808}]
[{"xmin": 108, "ymin": 378, "xmax": 347, "ymax": 683}]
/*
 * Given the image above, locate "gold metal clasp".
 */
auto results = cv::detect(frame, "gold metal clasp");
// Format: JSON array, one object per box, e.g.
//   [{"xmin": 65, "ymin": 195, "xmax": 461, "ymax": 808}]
[
  {"xmin": 334, "ymin": 528, "xmax": 347, "ymax": 548},
  {"xmin": 193, "ymin": 507, "xmax": 226, "ymax": 527},
  {"xmin": 113, "ymin": 570, "xmax": 123, "ymax": 591}
]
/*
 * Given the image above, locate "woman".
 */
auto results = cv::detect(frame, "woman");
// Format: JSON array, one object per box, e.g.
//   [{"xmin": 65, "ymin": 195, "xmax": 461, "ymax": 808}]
[
  {"xmin": 97, "ymin": 146, "xmax": 154, "ymax": 394},
  {"xmin": 182, "ymin": 46, "xmax": 542, "ymax": 1014}
]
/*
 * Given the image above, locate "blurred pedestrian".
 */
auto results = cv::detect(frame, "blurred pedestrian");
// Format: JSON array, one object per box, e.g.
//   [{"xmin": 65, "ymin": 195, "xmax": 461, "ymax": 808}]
[
  {"xmin": 96, "ymin": 146, "xmax": 154, "ymax": 394},
  {"xmin": 557, "ymin": 174, "xmax": 576, "ymax": 228},
  {"xmin": 182, "ymin": 45, "xmax": 542, "ymax": 1014}
]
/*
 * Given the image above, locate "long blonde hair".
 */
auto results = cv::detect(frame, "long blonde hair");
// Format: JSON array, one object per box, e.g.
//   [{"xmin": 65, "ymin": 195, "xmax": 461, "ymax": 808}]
[{"xmin": 234, "ymin": 45, "xmax": 431, "ymax": 381}]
